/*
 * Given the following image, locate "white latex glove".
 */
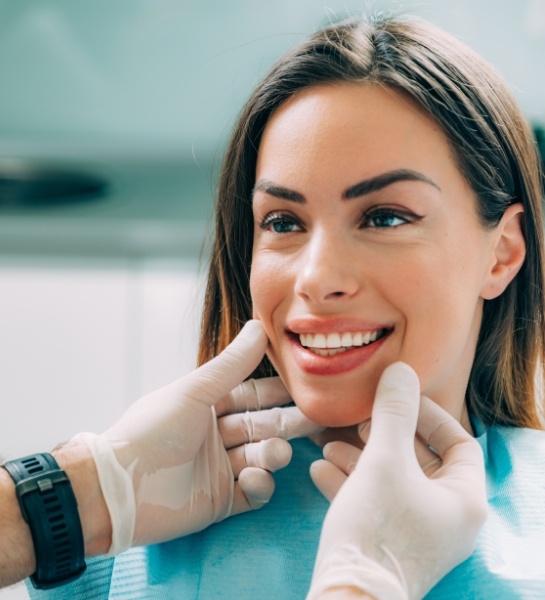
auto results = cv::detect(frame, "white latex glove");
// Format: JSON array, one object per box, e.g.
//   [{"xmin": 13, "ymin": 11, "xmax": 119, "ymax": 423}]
[
  {"xmin": 216, "ymin": 376, "xmax": 324, "ymax": 486},
  {"xmin": 307, "ymin": 362, "xmax": 488, "ymax": 600},
  {"xmin": 311, "ymin": 424, "xmax": 442, "ymax": 502},
  {"xmin": 73, "ymin": 320, "xmax": 322, "ymax": 555}
]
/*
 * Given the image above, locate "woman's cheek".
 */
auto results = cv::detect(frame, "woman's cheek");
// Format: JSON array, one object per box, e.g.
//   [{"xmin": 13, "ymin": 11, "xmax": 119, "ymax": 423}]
[
  {"xmin": 249, "ymin": 264, "xmax": 266, "ymax": 320},
  {"xmin": 250, "ymin": 253, "xmax": 286, "ymax": 320}
]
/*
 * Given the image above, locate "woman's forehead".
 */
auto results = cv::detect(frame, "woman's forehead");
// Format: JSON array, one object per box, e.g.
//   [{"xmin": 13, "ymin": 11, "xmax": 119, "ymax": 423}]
[{"xmin": 255, "ymin": 83, "xmax": 463, "ymax": 196}]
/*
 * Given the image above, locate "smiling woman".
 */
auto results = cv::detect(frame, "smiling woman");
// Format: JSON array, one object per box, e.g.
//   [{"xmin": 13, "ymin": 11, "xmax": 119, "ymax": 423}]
[
  {"xmin": 200, "ymin": 17, "xmax": 544, "ymax": 433},
  {"xmin": 249, "ymin": 83, "xmax": 524, "ymax": 430}
]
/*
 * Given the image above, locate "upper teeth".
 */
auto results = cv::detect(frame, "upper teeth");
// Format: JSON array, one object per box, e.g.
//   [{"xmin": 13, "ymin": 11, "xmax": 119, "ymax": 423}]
[{"xmin": 299, "ymin": 331, "xmax": 381, "ymax": 349}]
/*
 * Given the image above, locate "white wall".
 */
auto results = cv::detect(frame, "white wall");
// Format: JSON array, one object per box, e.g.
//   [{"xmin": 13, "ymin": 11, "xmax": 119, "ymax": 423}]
[{"xmin": 0, "ymin": 255, "xmax": 202, "ymax": 460}]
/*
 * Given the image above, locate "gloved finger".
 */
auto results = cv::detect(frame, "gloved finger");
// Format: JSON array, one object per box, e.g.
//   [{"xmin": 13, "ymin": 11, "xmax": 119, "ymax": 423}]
[
  {"xmin": 417, "ymin": 396, "xmax": 485, "ymax": 484},
  {"xmin": 232, "ymin": 468, "xmax": 275, "ymax": 513},
  {"xmin": 359, "ymin": 414, "xmax": 441, "ymax": 475},
  {"xmin": 322, "ymin": 441, "xmax": 361, "ymax": 476},
  {"xmin": 180, "ymin": 320, "xmax": 268, "ymax": 407},
  {"xmin": 417, "ymin": 395, "xmax": 472, "ymax": 456},
  {"xmin": 219, "ymin": 406, "xmax": 324, "ymax": 449},
  {"xmin": 309, "ymin": 425, "xmax": 363, "ymax": 450},
  {"xmin": 358, "ymin": 419, "xmax": 371, "ymax": 442},
  {"xmin": 362, "ymin": 362, "xmax": 420, "ymax": 452},
  {"xmin": 309, "ymin": 459, "xmax": 347, "ymax": 502},
  {"xmin": 228, "ymin": 438, "xmax": 292, "ymax": 478},
  {"xmin": 216, "ymin": 377, "xmax": 291, "ymax": 417},
  {"xmin": 417, "ymin": 440, "xmax": 442, "ymax": 476}
]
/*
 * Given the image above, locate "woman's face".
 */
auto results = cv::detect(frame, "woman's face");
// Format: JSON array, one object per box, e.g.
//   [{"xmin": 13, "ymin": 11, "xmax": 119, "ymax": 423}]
[{"xmin": 250, "ymin": 83, "xmax": 498, "ymax": 428}]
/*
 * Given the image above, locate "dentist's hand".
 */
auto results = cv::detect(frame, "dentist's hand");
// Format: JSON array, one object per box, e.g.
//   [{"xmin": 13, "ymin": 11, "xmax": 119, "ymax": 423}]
[
  {"xmin": 307, "ymin": 362, "xmax": 488, "ymax": 600},
  {"xmin": 73, "ymin": 320, "xmax": 321, "ymax": 555}
]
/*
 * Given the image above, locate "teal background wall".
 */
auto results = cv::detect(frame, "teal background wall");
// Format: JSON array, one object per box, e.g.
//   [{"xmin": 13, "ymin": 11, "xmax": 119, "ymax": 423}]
[{"xmin": 0, "ymin": 0, "xmax": 544, "ymax": 160}]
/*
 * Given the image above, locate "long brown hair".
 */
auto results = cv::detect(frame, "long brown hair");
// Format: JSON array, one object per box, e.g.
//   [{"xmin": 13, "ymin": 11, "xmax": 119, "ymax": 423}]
[{"xmin": 198, "ymin": 14, "xmax": 545, "ymax": 428}]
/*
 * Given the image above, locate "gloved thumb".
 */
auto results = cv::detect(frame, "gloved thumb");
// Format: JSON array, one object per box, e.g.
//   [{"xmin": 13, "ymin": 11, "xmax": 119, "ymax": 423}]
[
  {"xmin": 182, "ymin": 320, "xmax": 268, "ymax": 407},
  {"xmin": 360, "ymin": 361, "xmax": 420, "ymax": 448}
]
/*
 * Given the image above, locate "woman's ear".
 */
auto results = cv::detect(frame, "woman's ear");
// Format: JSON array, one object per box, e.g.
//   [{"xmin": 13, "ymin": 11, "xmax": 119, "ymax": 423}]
[{"xmin": 480, "ymin": 203, "xmax": 526, "ymax": 300}]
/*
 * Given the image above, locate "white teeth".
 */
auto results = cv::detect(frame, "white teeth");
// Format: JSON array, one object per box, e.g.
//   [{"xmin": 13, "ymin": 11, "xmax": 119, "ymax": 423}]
[
  {"xmin": 313, "ymin": 333, "xmax": 327, "ymax": 348},
  {"xmin": 299, "ymin": 330, "xmax": 384, "ymax": 351},
  {"xmin": 326, "ymin": 333, "xmax": 342, "ymax": 348},
  {"xmin": 341, "ymin": 332, "xmax": 352, "ymax": 347},
  {"xmin": 313, "ymin": 347, "xmax": 348, "ymax": 357}
]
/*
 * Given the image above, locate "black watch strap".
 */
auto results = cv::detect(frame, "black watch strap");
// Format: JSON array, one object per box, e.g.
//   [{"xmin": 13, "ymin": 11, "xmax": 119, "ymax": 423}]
[{"xmin": 2, "ymin": 453, "xmax": 86, "ymax": 589}]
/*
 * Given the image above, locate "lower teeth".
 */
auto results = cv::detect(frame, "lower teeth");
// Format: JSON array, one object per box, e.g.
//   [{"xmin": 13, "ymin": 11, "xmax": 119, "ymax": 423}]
[{"xmin": 310, "ymin": 347, "xmax": 349, "ymax": 357}]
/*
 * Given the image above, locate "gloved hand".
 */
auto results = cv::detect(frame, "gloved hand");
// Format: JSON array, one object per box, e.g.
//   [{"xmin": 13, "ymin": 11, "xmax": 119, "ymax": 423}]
[
  {"xmin": 216, "ymin": 376, "xmax": 324, "ymax": 488},
  {"xmin": 311, "ymin": 422, "xmax": 443, "ymax": 502},
  {"xmin": 307, "ymin": 362, "xmax": 488, "ymax": 600},
  {"xmin": 73, "ymin": 320, "xmax": 322, "ymax": 555}
]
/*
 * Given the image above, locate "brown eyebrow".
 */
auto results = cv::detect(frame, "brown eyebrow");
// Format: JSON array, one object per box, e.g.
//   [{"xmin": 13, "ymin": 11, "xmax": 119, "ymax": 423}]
[
  {"xmin": 344, "ymin": 169, "xmax": 441, "ymax": 199},
  {"xmin": 252, "ymin": 181, "xmax": 305, "ymax": 203},
  {"xmin": 253, "ymin": 169, "xmax": 441, "ymax": 203}
]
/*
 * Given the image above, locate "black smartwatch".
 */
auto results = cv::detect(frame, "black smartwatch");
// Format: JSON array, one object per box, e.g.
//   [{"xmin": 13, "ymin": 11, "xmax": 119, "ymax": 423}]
[{"xmin": 2, "ymin": 453, "xmax": 86, "ymax": 589}]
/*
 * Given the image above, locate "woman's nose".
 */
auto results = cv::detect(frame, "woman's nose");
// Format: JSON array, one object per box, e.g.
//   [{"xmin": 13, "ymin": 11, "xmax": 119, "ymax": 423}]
[{"xmin": 294, "ymin": 231, "xmax": 361, "ymax": 304}]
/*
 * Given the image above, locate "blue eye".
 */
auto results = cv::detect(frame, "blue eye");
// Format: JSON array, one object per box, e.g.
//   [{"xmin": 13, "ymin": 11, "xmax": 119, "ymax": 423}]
[
  {"xmin": 260, "ymin": 212, "xmax": 302, "ymax": 234},
  {"xmin": 364, "ymin": 211, "xmax": 410, "ymax": 229}
]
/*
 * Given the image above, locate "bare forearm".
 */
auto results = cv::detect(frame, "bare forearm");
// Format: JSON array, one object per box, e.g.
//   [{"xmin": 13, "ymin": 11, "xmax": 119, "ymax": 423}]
[
  {"xmin": 0, "ymin": 442, "xmax": 111, "ymax": 589},
  {"xmin": 0, "ymin": 467, "xmax": 34, "ymax": 587}
]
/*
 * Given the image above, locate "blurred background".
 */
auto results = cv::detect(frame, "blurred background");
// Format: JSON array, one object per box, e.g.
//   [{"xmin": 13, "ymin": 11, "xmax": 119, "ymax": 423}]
[{"xmin": 0, "ymin": 1, "xmax": 544, "ymax": 596}]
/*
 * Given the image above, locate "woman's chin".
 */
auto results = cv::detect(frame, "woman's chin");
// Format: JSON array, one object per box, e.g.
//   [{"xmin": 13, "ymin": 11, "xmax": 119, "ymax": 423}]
[{"xmin": 293, "ymin": 393, "xmax": 374, "ymax": 428}]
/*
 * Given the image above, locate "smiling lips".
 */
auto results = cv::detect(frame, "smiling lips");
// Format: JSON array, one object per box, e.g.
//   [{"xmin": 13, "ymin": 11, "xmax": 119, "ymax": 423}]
[{"xmin": 299, "ymin": 329, "xmax": 389, "ymax": 356}]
